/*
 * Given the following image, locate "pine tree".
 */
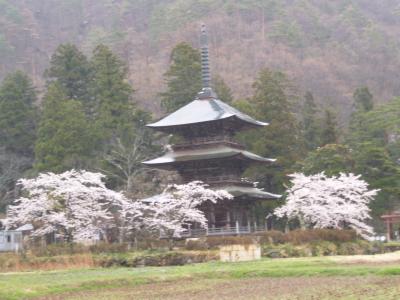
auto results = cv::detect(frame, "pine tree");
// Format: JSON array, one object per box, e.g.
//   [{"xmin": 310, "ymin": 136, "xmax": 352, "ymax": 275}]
[
  {"xmin": 0, "ymin": 71, "xmax": 37, "ymax": 156},
  {"xmin": 300, "ymin": 144, "xmax": 354, "ymax": 176},
  {"xmin": 45, "ymin": 44, "xmax": 92, "ymax": 112},
  {"xmin": 353, "ymin": 143, "xmax": 400, "ymax": 217},
  {"xmin": 90, "ymin": 44, "xmax": 134, "ymax": 145},
  {"xmin": 34, "ymin": 83, "xmax": 94, "ymax": 172},
  {"xmin": 213, "ymin": 75, "xmax": 233, "ymax": 104},
  {"xmin": 239, "ymin": 68, "xmax": 301, "ymax": 193},
  {"xmin": 302, "ymin": 91, "xmax": 319, "ymax": 151},
  {"xmin": 347, "ymin": 86, "xmax": 375, "ymax": 148},
  {"xmin": 160, "ymin": 43, "xmax": 202, "ymax": 113},
  {"xmin": 353, "ymin": 86, "xmax": 374, "ymax": 112},
  {"xmin": 320, "ymin": 109, "xmax": 338, "ymax": 146}
]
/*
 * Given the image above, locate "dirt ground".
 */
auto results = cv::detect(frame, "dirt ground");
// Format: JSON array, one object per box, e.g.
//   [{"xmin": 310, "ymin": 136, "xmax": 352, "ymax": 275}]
[{"xmin": 39, "ymin": 276, "xmax": 400, "ymax": 300}]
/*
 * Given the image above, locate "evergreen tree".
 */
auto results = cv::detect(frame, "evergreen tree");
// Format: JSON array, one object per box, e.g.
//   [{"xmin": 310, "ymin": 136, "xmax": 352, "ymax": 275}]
[
  {"xmin": 160, "ymin": 43, "xmax": 202, "ymax": 112},
  {"xmin": 353, "ymin": 86, "xmax": 374, "ymax": 112},
  {"xmin": 45, "ymin": 44, "xmax": 92, "ymax": 112},
  {"xmin": 34, "ymin": 83, "xmax": 94, "ymax": 172},
  {"xmin": 347, "ymin": 87, "xmax": 376, "ymax": 148},
  {"xmin": 320, "ymin": 109, "xmax": 338, "ymax": 146},
  {"xmin": 353, "ymin": 143, "xmax": 400, "ymax": 217},
  {"xmin": 90, "ymin": 44, "xmax": 134, "ymax": 145},
  {"xmin": 300, "ymin": 144, "xmax": 354, "ymax": 176},
  {"xmin": 239, "ymin": 68, "xmax": 301, "ymax": 193},
  {"xmin": 0, "ymin": 71, "xmax": 37, "ymax": 156},
  {"xmin": 302, "ymin": 91, "xmax": 319, "ymax": 151},
  {"xmin": 213, "ymin": 75, "xmax": 233, "ymax": 104}
]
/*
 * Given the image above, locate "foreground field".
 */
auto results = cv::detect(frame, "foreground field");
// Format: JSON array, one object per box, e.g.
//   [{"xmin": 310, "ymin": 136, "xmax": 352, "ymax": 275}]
[
  {"xmin": 1, "ymin": 254, "xmax": 400, "ymax": 300},
  {"xmin": 42, "ymin": 276, "xmax": 400, "ymax": 300}
]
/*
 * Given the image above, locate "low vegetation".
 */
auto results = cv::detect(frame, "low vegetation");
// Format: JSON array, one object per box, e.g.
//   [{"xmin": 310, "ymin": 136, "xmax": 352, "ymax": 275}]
[{"xmin": 1, "ymin": 255, "xmax": 400, "ymax": 300}]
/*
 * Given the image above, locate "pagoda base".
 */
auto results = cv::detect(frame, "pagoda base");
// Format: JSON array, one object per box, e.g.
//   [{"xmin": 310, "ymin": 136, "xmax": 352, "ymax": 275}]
[{"xmin": 175, "ymin": 198, "xmax": 272, "ymax": 238}]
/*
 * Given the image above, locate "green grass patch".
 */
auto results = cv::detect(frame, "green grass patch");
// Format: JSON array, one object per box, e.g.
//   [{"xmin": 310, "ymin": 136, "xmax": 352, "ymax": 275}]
[{"xmin": 0, "ymin": 257, "xmax": 399, "ymax": 299}]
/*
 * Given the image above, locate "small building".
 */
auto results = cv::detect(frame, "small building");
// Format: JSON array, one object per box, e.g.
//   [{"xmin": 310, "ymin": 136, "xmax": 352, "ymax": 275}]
[
  {"xmin": 0, "ymin": 223, "xmax": 32, "ymax": 252},
  {"xmin": 0, "ymin": 230, "xmax": 23, "ymax": 252},
  {"xmin": 143, "ymin": 25, "xmax": 280, "ymax": 237},
  {"xmin": 381, "ymin": 211, "xmax": 400, "ymax": 241}
]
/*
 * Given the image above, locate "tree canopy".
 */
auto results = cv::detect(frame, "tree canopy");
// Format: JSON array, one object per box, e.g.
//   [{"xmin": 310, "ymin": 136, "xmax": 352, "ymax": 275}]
[{"xmin": 160, "ymin": 42, "xmax": 202, "ymax": 113}]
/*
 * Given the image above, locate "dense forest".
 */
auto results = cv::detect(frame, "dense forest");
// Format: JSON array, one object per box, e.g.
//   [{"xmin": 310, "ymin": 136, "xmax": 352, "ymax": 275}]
[
  {"xmin": 0, "ymin": 1, "xmax": 399, "ymax": 232},
  {"xmin": 1, "ymin": 0, "xmax": 400, "ymax": 119}
]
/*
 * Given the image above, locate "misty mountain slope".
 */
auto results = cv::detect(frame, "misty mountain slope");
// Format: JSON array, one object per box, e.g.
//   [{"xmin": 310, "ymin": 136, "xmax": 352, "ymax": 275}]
[{"xmin": 1, "ymin": 0, "xmax": 400, "ymax": 121}]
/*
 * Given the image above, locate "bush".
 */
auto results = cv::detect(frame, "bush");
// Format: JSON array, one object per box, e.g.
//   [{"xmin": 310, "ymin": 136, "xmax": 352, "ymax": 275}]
[
  {"xmin": 262, "ymin": 243, "xmax": 313, "ymax": 258},
  {"xmin": 383, "ymin": 242, "xmax": 400, "ymax": 253},
  {"xmin": 185, "ymin": 239, "xmax": 208, "ymax": 251},
  {"xmin": 89, "ymin": 242, "xmax": 129, "ymax": 254},
  {"xmin": 30, "ymin": 243, "xmax": 88, "ymax": 257},
  {"xmin": 256, "ymin": 230, "xmax": 286, "ymax": 244},
  {"xmin": 205, "ymin": 236, "xmax": 256, "ymax": 249},
  {"xmin": 95, "ymin": 251, "xmax": 217, "ymax": 268},
  {"xmin": 311, "ymin": 241, "xmax": 338, "ymax": 256},
  {"xmin": 283, "ymin": 229, "xmax": 357, "ymax": 245}
]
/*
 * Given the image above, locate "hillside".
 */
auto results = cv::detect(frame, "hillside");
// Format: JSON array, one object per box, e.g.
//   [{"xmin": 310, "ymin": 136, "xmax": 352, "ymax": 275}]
[{"xmin": 1, "ymin": 0, "xmax": 400, "ymax": 122}]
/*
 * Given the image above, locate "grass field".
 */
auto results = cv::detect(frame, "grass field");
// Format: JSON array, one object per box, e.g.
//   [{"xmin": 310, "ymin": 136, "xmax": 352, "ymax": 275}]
[{"xmin": 1, "ymin": 255, "xmax": 400, "ymax": 300}]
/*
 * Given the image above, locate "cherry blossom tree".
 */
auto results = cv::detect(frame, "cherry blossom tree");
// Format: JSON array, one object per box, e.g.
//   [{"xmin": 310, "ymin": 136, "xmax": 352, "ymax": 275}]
[
  {"xmin": 6, "ymin": 170, "xmax": 131, "ymax": 243},
  {"xmin": 274, "ymin": 173, "xmax": 379, "ymax": 239},
  {"xmin": 144, "ymin": 181, "xmax": 233, "ymax": 242}
]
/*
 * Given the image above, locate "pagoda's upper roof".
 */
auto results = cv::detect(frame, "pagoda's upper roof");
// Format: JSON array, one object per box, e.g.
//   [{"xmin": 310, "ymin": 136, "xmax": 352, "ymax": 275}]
[
  {"xmin": 143, "ymin": 144, "xmax": 275, "ymax": 168},
  {"xmin": 147, "ymin": 97, "xmax": 267, "ymax": 130}
]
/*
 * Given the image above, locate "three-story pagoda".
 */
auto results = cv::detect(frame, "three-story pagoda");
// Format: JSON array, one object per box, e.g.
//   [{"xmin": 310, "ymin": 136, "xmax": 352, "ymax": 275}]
[{"xmin": 143, "ymin": 25, "xmax": 280, "ymax": 235}]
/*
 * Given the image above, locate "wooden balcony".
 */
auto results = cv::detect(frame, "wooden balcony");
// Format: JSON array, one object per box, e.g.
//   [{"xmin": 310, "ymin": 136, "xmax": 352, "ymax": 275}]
[{"xmin": 173, "ymin": 136, "xmax": 245, "ymax": 151}]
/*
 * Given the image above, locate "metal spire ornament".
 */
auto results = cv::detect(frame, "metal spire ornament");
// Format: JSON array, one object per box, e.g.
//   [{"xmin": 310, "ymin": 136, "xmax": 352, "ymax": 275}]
[{"xmin": 197, "ymin": 24, "xmax": 216, "ymax": 99}]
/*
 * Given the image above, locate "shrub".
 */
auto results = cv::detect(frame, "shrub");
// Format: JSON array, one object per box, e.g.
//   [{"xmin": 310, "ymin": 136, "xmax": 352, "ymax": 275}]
[
  {"xmin": 283, "ymin": 229, "xmax": 357, "ymax": 245},
  {"xmin": 256, "ymin": 230, "xmax": 286, "ymax": 244},
  {"xmin": 262, "ymin": 243, "xmax": 313, "ymax": 258},
  {"xmin": 185, "ymin": 239, "xmax": 208, "ymax": 251},
  {"xmin": 29, "ymin": 243, "xmax": 88, "ymax": 257},
  {"xmin": 311, "ymin": 241, "xmax": 338, "ymax": 256},
  {"xmin": 89, "ymin": 242, "xmax": 129, "ymax": 254},
  {"xmin": 94, "ymin": 251, "xmax": 217, "ymax": 268},
  {"xmin": 205, "ymin": 236, "xmax": 256, "ymax": 249},
  {"xmin": 383, "ymin": 242, "xmax": 400, "ymax": 253}
]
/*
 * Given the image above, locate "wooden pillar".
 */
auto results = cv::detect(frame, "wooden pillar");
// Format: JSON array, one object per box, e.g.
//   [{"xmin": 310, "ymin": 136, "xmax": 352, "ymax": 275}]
[
  {"xmin": 210, "ymin": 204, "xmax": 216, "ymax": 229},
  {"xmin": 226, "ymin": 210, "xmax": 231, "ymax": 228},
  {"xmin": 246, "ymin": 210, "xmax": 251, "ymax": 232}
]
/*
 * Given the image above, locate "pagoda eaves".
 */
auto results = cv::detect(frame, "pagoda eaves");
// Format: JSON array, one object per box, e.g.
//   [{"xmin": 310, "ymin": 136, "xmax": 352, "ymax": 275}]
[
  {"xmin": 147, "ymin": 97, "xmax": 267, "ymax": 133},
  {"xmin": 143, "ymin": 144, "xmax": 275, "ymax": 169}
]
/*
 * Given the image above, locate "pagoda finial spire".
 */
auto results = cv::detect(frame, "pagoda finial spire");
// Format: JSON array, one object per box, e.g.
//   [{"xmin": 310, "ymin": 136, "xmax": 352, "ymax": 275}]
[
  {"xmin": 197, "ymin": 24, "xmax": 216, "ymax": 99},
  {"xmin": 200, "ymin": 24, "xmax": 211, "ymax": 88}
]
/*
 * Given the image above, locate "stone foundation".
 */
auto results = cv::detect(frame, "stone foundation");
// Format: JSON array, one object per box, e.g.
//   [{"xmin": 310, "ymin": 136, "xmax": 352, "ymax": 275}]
[{"xmin": 219, "ymin": 244, "xmax": 261, "ymax": 262}]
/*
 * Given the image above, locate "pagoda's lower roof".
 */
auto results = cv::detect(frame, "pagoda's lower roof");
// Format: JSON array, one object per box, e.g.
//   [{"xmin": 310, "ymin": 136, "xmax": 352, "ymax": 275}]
[
  {"xmin": 142, "ymin": 145, "xmax": 275, "ymax": 168},
  {"xmin": 218, "ymin": 185, "xmax": 281, "ymax": 199}
]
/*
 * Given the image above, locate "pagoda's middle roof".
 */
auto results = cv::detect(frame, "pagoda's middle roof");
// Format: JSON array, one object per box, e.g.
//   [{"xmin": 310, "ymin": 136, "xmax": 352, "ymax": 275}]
[
  {"xmin": 147, "ymin": 98, "xmax": 268, "ymax": 129},
  {"xmin": 143, "ymin": 144, "xmax": 275, "ymax": 167}
]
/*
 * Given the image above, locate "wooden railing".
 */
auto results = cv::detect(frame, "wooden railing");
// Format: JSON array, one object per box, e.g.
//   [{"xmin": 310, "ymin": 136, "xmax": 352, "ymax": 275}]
[{"xmin": 160, "ymin": 224, "xmax": 268, "ymax": 239}]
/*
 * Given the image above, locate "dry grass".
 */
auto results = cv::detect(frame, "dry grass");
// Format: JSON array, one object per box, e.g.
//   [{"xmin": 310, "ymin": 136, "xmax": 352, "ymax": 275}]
[
  {"xmin": 0, "ymin": 253, "xmax": 94, "ymax": 272},
  {"xmin": 329, "ymin": 251, "xmax": 400, "ymax": 264}
]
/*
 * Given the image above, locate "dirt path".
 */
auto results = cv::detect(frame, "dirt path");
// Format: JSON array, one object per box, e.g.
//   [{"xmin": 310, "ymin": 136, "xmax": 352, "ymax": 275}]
[
  {"xmin": 329, "ymin": 251, "xmax": 400, "ymax": 264},
  {"xmin": 39, "ymin": 276, "xmax": 400, "ymax": 300}
]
